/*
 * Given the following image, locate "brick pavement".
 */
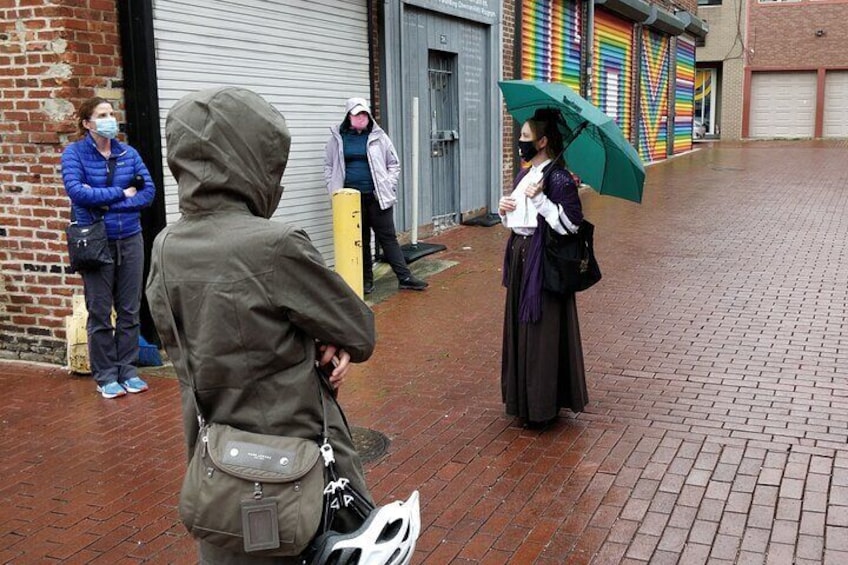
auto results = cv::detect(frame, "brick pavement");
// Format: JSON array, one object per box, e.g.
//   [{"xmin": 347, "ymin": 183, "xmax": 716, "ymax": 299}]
[{"xmin": 2, "ymin": 140, "xmax": 848, "ymax": 564}]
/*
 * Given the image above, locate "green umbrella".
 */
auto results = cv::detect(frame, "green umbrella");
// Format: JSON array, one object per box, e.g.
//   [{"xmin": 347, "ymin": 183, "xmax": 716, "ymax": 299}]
[{"xmin": 499, "ymin": 79, "xmax": 645, "ymax": 204}]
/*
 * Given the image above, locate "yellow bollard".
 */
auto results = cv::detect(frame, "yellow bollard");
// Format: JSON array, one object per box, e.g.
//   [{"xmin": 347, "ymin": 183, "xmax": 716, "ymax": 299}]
[{"xmin": 332, "ymin": 189, "xmax": 364, "ymax": 298}]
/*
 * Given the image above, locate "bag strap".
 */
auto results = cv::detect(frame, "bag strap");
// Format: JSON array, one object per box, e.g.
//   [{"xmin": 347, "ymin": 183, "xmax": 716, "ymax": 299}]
[
  {"xmin": 316, "ymin": 366, "xmax": 374, "ymax": 534},
  {"xmin": 71, "ymin": 155, "xmax": 117, "ymax": 224},
  {"xmin": 105, "ymin": 156, "xmax": 117, "ymax": 187},
  {"xmin": 152, "ymin": 232, "xmax": 209, "ymax": 428},
  {"xmin": 540, "ymin": 167, "xmax": 579, "ymax": 237}
]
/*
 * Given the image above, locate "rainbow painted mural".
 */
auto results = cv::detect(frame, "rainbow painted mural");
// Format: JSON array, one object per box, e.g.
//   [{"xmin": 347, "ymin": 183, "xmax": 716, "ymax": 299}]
[
  {"xmin": 638, "ymin": 28, "xmax": 670, "ymax": 162},
  {"xmin": 674, "ymin": 36, "xmax": 695, "ymax": 154},
  {"xmin": 521, "ymin": 0, "xmax": 582, "ymax": 94},
  {"xmin": 592, "ymin": 8, "xmax": 633, "ymax": 138}
]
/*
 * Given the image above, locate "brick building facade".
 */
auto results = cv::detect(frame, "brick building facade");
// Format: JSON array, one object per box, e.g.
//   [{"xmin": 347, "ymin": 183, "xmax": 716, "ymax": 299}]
[
  {"xmin": 1, "ymin": 1, "xmax": 125, "ymax": 362},
  {"xmin": 696, "ymin": 1, "xmax": 746, "ymax": 140},
  {"xmin": 698, "ymin": 0, "xmax": 848, "ymax": 140},
  {"xmin": 502, "ymin": 0, "xmax": 516, "ymax": 193},
  {"xmin": 1, "ymin": 1, "xmax": 395, "ymax": 364},
  {"xmin": 747, "ymin": 0, "xmax": 848, "ymax": 70},
  {"xmin": 2, "ymin": 0, "xmax": 701, "ymax": 363},
  {"xmin": 743, "ymin": 0, "xmax": 848, "ymax": 138}
]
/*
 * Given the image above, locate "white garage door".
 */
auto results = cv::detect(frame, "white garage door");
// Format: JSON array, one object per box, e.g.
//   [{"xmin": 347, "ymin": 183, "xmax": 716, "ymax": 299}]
[
  {"xmin": 749, "ymin": 72, "xmax": 816, "ymax": 139},
  {"xmin": 152, "ymin": 0, "xmax": 370, "ymax": 261},
  {"xmin": 824, "ymin": 71, "xmax": 848, "ymax": 138}
]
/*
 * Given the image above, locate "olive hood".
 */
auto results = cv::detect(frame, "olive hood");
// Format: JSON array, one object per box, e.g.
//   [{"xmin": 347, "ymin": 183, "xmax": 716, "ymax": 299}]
[{"xmin": 165, "ymin": 87, "xmax": 291, "ymax": 218}]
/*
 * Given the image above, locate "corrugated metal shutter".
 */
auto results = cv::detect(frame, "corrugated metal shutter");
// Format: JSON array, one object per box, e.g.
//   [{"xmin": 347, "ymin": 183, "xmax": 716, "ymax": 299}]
[
  {"xmin": 152, "ymin": 0, "xmax": 370, "ymax": 261},
  {"xmin": 673, "ymin": 35, "xmax": 695, "ymax": 154},
  {"xmin": 638, "ymin": 27, "xmax": 670, "ymax": 162},
  {"xmin": 521, "ymin": 0, "xmax": 552, "ymax": 80},
  {"xmin": 823, "ymin": 71, "xmax": 848, "ymax": 138},
  {"xmin": 749, "ymin": 72, "xmax": 816, "ymax": 139},
  {"xmin": 520, "ymin": 0, "xmax": 582, "ymax": 92},
  {"xmin": 592, "ymin": 8, "xmax": 633, "ymax": 138}
]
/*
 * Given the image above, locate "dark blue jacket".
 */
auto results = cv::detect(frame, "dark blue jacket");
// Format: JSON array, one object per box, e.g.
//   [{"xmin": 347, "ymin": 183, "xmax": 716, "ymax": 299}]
[{"xmin": 61, "ymin": 135, "xmax": 156, "ymax": 240}]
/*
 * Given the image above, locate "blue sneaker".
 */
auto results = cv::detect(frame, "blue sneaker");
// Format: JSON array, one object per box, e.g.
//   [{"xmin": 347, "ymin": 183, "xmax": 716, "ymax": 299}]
[
  {"xmin": 97, "ymin": 381, "xmax": 127, "ymax": 399},
  {"xmin": 121, "ymin": 376, "xmax": 149, "ymax": 394}
]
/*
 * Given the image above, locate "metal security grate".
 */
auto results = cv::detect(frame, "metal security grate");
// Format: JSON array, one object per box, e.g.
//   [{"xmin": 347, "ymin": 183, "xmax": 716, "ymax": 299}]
[{"xmin": 428, "ymin": 51, "xmax": 459, "ymax": 227}]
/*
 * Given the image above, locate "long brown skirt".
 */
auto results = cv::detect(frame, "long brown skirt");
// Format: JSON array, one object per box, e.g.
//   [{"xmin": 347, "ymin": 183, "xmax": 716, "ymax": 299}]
[{"xmin": 502, "ymin": 235, "xmax": 588, "ymax": 423}]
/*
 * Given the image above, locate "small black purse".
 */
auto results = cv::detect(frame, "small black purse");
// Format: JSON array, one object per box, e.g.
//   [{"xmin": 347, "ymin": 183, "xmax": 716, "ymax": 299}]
[
  {"xmin": 542, "ymin": 219, "xmax": 602, "ymax": 294},
  {"xmin": 66, "ymin": 217, "xmax": 112, "ymax": 273}
]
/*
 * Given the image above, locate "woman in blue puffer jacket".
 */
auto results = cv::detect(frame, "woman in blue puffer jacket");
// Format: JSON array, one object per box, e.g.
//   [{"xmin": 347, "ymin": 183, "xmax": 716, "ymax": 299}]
[{"xmin": 61, "ymin": 96, "xmax": 156, "ymax": 399}]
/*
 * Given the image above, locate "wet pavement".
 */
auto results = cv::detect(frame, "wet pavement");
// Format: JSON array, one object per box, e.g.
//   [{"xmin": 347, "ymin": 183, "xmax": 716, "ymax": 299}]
[{"xmin": 2, "ymin": 140, "xmax": 848, "ymax": 564}]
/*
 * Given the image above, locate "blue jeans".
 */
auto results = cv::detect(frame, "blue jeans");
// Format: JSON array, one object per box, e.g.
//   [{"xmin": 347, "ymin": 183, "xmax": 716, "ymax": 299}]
[{"xmin": 81, "ymin": 232, "xmax": 144, "ymax": 386}]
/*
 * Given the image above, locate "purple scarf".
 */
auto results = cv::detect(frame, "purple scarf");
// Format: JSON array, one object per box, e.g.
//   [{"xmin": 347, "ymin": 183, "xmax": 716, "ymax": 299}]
[{"xmin": 502, "ymin": 163, "xmax": 583, "ymax": 323}]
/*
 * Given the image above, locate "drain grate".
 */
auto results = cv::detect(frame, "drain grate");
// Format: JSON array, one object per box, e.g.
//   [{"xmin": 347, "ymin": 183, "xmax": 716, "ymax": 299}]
[{"xmin": 351, "ymin": 426, "xmax": 390, "ymax": 463}]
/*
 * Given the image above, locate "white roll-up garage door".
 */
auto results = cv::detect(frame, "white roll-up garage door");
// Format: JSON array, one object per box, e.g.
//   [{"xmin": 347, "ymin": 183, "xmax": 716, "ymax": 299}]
[
  {"xmin": 152, "ymin": 0, "xmax": 370, "ymax": 260},
  {"xmin": 824, "ymin": 71, "xmax": 848, "ymax": 138},
  {"xmin": 749, "ymin": 72, "xmax": 816, "ymax": 139}
]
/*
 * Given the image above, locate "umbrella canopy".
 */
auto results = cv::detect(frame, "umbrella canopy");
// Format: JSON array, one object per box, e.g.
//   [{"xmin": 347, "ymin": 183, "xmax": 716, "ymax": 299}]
[{"xmin": 499, "ymin": 79, "xmax": 645, "ymax": 204}]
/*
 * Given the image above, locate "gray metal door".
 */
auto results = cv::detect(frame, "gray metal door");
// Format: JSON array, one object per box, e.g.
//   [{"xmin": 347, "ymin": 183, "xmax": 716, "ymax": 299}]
[{"xmin": 428, "ymin": 50, "xmax": 459, "ymax": 231}]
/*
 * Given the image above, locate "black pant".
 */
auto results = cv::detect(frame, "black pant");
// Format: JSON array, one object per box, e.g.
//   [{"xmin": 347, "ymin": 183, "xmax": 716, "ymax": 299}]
[
  {"xmin": 361, "ymin": 193, "xmax": 410, "ymax": 283},
  {"xmin": 81, "ymin": 232, "xmax": 144, "ymax": 386}
]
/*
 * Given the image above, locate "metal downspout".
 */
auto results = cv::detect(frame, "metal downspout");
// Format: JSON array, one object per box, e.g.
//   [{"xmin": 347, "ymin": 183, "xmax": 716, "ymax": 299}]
[{"xmin": 584, "ymin": 0, "xmax": 595, "ymax": 100}]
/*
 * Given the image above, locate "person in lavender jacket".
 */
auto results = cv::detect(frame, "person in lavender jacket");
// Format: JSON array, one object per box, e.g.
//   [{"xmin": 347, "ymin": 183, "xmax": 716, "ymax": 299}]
[
  {"xmin": 497, "ymin": 110, "xmax": 588, "ymax": 428},
  {"xmin": 324, "ymin": 98, "xmax": 428, "ymax": 294}
]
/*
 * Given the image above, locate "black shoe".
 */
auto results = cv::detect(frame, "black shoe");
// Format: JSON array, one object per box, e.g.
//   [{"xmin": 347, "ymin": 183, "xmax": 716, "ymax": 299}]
[
  {"xmin": 398, "ymin": 275, "xmax": 428, "ymax": 291},
  {"xmin": 364, "ymin": 281, "xmax": 374, "ymax": 295}
]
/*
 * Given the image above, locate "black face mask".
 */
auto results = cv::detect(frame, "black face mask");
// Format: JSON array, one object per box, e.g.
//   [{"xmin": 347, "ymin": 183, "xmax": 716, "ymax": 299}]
[{"xmin": 518, "ymin": 140, "xmax": 539, "ymax": 162}]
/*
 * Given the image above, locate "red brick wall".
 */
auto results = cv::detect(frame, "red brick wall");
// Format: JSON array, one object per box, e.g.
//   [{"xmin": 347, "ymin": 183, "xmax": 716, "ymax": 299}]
[
  {"xmin": 502, "ymin": 0, "xmax": 516, "ymax": 193},
  {"xmin": 748, "ymin": 1, "xmax": 848, "ymax": 69},
  {"xmin": 676, "ymin": 0, "xmax": 698, "ymax": 13},
  {"xmin": 0, "ymin": 0, "xmax": 124, "ymax": 362}
]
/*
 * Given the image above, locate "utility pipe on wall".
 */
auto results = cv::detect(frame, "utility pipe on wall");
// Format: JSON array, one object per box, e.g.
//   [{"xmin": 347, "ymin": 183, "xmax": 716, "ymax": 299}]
[
  {"xmin": 585, "ymin": 0, "xmax": 595, "ymax": 100},
  {"xmin": 411, "ymin": 96, "xmax": 420, "ymax": 246}
]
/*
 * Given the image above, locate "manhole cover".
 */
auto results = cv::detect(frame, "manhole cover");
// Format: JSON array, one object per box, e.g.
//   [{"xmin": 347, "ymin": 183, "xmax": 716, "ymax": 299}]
[{"xmin": 351, "ymin": 426, "xmax": 390, "ymax": 463}]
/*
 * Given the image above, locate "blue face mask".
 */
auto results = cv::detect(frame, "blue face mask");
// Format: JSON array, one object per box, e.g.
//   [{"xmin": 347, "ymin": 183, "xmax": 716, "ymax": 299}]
[{"xmin": 93, "ymin": 117, "xmax": 118, "ymax": 139}]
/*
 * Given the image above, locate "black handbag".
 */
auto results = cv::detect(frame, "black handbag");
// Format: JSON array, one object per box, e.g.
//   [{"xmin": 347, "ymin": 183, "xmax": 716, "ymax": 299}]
[
  {"xmin": 542, "ymin": 219, "xmax": 602, "ymax": 294},
  {"xmin": 66, "ymin": 217, "xmax": 112, "ymax": 273},
  {"xmin": 66, "ymin": 156, "xmax": 116, "ymax": 273}
]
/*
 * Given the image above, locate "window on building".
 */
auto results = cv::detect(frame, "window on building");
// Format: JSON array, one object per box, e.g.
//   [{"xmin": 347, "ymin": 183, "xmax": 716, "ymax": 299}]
[{"xmin": 698, "ymin": 0, "xmax": 722, "ymax": 5}]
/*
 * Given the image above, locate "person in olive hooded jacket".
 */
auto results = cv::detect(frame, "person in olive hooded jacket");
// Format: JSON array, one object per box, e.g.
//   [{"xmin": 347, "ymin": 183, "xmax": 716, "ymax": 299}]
[{"xmin": 145, "ymin": 87, "xmax": 376, "ymax": 565}]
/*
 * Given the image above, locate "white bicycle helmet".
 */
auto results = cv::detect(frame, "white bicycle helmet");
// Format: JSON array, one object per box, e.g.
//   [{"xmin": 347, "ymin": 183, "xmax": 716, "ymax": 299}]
[{"xmin": 309, "ymin": 490, "xmax": 421, "ymax": 565}]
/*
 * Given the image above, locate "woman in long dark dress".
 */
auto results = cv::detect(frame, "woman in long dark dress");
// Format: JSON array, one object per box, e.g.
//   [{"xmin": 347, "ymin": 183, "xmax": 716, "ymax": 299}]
[{"xmin": 498, "ymin": 112, "xmax": 588, "ymax": 427}]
